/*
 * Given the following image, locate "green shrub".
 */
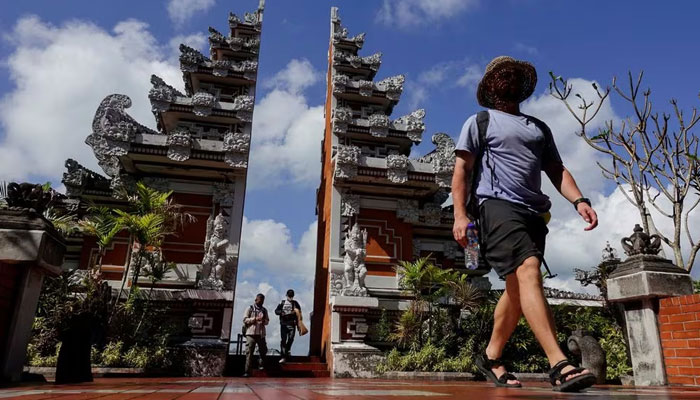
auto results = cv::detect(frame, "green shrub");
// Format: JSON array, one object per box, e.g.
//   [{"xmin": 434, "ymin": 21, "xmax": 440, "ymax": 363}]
[
  {"xmin": 26, "ymin": 342, "xmax": 60, "ymax": 367},
  {"xmin": 379, "ymin": 291, "xmax": 631, "ymax": 381},
  {"xmin": 123, "ymin": 347, "xmax": 149, "ymax": 369},
  {"xmin": 100, "ymin": 341, "xmax": 123, "ymax": 367}
]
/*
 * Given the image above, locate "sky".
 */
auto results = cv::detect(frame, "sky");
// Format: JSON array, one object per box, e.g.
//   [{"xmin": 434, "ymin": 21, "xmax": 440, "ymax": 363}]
[{"xmin": 2, "ymin": 0, "xmax": 700, "ymax": 355}]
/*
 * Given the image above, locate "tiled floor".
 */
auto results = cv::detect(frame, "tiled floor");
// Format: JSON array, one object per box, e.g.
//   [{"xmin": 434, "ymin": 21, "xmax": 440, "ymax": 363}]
[{"xmin": 1, "ymin": 378, "xmax": 700, "ymax": 399}]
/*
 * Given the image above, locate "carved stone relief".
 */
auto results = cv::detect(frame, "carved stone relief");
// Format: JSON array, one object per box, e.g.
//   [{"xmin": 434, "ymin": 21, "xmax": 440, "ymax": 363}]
[
  {"xmin": 167, "ymin": 128, "xmax": 192, "ymax": 162},
  {"xmin": 223, "ymin": 131, "xmax": 251, "ymax": 168},
  {"xmin": 341, "ymin": 193, "xmax": 361, "ymax": 217},
  {"xmin": 335, "ymin": 145, "xmax": 362, "ymax": 179},
  {"xmin": 386, "ymin": 154, "xmax": 410, "ymax": 183}
]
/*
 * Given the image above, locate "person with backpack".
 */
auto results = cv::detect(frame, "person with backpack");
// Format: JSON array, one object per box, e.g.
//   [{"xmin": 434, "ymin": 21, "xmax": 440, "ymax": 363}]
[
  {"xmin": 452, "ymin": 56, "xmax": 598, "ymax": 392},
  {"xmin": 274, "ymin": 289, "xmax": 302, "ymax": 364},
  {"xmin": 242, "ymin": 293, "xmax": 269, "ymax": 377}
]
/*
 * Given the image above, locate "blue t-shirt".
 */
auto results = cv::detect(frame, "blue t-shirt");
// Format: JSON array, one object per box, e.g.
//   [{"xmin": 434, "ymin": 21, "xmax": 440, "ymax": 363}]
[{"xmin": 455, "ymin": 109, "xmax": 562, "ymax": 213}]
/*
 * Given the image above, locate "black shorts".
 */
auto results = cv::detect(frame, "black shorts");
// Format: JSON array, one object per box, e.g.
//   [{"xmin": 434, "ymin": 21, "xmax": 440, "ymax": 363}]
[{"xmin": 478, "ymin": 198, "xmax": 548, "ymax": 279}]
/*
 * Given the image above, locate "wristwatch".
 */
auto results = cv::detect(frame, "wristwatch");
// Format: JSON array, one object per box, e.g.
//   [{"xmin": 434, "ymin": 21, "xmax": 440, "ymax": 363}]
[{"xmin": 573, "ymin": 197, "xmax": 591, "ymax": 210}]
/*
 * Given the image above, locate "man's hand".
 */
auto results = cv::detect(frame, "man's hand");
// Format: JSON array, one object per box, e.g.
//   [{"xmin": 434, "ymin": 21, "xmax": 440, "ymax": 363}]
[
  {"xmin": 453, "ymin": 215, "xmax": 471, "ymax": 247},
  {"xmin": 255, "ymin": 314, "xmax": 263, "ymax": 321},
  {"xmin": 577, "ymin": 203, "xmax": 598, "ymax": 231}
]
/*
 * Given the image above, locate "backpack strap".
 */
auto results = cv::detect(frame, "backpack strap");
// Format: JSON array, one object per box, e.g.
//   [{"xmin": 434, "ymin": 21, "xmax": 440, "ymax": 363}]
[{"xmin": 466, "ymin": 111, "xmax": 490, "ymax": 220}]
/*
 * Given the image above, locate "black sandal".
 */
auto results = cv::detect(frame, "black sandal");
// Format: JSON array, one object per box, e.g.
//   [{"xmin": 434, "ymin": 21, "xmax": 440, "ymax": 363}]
[
  {"xmin": 548, "ymin": 359, "xmax": 596, "ymax": 392},
  {"xmin": 475, "ymin": 354, "xmax": 521, "ymax": 388}
]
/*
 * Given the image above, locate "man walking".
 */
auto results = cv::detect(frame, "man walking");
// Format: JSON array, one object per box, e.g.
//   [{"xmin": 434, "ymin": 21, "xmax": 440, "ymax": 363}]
[
  {"xmin": 452, "ymin": 56, "xmax": 598, "ymax": 392},
  {"xmin": 274, "ymin": 289, "xmax": 301, "ymax": 364},
  {"xmin": 242, "ymin": 293, "xmax": 269, "ymax": 377}
]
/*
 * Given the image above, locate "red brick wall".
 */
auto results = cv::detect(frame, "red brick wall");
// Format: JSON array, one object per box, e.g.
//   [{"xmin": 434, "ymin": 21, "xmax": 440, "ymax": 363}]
[{"xmin": 660, "ymin": 294, "xmax": 700, "ymax": 386}]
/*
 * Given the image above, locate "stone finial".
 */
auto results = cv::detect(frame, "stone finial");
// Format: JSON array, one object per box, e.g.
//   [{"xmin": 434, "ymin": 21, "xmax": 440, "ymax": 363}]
[
  {"xmin": 620, "ymin": 224, "xmax": 662, "ymax": 257},
  {"xmin": 602, "ymin": 241, "xmax": 619, "ymax": 261}
]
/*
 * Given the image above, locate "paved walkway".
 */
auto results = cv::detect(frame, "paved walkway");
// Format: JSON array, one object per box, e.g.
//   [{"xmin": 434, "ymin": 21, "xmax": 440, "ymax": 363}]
[{"xmin": 2, "ymin": 378, "xmax": 700, "ymax": 399}]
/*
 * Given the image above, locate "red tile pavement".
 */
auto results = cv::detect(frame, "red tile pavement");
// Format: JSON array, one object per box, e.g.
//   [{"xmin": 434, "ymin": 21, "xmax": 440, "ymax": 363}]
[{"xmin": 2, "ymin": 377, "xmax": 700, "ymax": 399}]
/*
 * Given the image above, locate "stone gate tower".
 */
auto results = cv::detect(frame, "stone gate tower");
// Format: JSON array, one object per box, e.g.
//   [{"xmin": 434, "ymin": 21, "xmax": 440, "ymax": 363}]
[
  {"xmin": 61, "ymin": 1, "xmax": 265, "ymax": 375},
  {"xmin": 310, "ymin": 8, "xmax": 489, "ymax": 377}
]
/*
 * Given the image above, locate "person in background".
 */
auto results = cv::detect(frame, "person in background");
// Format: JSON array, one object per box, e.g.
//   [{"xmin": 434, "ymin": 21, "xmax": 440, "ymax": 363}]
[
  {"xmin": 242, "ymin": 293, "xmax": 269, "ymax": 377},
  {"xmin": 274, "ymin": 289, "xmax": 301, "ymax": 364}
]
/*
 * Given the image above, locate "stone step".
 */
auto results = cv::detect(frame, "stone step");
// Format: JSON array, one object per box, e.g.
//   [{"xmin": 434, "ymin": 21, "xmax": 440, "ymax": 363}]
[{"xmin": 250, "ymin": 368, "xmax": 330, "ymax": 378}]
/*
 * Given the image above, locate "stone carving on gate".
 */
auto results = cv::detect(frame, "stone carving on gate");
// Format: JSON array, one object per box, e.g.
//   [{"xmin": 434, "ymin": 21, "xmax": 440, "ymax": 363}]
[
  {"xmin": 167, "ymin": 127, "xmax": 193, "ymax": 162},
  {"xmin": 86, "ymin": 94, "xmax": 157, "ymax": 177},
  {"xmin": 368, "ymin": 113, "xmax": 390, "ymax": 138},
  {"xmin": 199, "ymin": 212, "xmax": 234, "ymax": 290},
  {"xmin": 223, "ymin": 131, "xmax": 251, "ymax": 168},
  {"xmin": 330, "ymin": 272, "xmax": 344, "ymax": 296},
  {"xmin": 213, "ymin": 183, "xmax": 235, "ymax": 208},
  {"xmin": 333, "ymin": 107, "xmax": 353, "ymax": 134},
  {"xmin": 376, "ymin": 75, "xmax": 405, "ymax": 100},
  {"xmin": 422, "ymin": 203, "xmax": 442, "ymax": 226},
  {"xmin": 149, "ymin": 75, "xmax": 184, "ymax": 113},
  {"xmin": 357, "ymin": 80, "xmax": 374, "ymax": 97},
  {"xmin": 332, "ymin": 25, "xmax": 365, "ymax": 48},
  {"xmin": 341, "ymin": 193, "xmax": 361, "ymax": 217},
  {"xmin": 342, "ymin": 223, "xmax": 369, "ymax": 297},
  {"xmin": 232, "ymin": 95, "xmax": 255, "ymax": 122},
  {"xmin": 387, "ymin": 154, "xmax": 410, "ymax": 183},
  {"xmin": 179, "ymin": 44, "xmax": 209, "ymax": 73},
  {"xmin": 394, "ymin": 109, "xmax": 426, "ymax": 143},
  {"xmin": 335, "ymin": 145, "xmax": 362, "ymax": 179},
  {"xmin": 63, "ymin": 159, "xmax": 112, "ymax": 196},
  {"xmin": 192, "ymin": 91, "xmax": 217, "ymax": 117},
  {"xmin": 397, "ymin": 199, "xmax": 420, "ymax": 223},
  {"xmin": 428, "ymin": 133, "xmax": 456, "ymax": 188}
]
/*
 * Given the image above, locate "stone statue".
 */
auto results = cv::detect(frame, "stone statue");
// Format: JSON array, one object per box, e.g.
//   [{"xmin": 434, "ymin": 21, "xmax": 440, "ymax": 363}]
[
  {"xmin": 3, "ymin": 182, "xmax": 61, "ymax": 214},
  {"xmin": 567, "ymin": 330, "xmax": 607, "ymax": 384},
  {"xmin": 621, "ymin": 224, "xmax": 662, "ymax": 256},
  {"xmin": 199, "ymin": 212, "xmax": 232, "ymax": 290},
  {"xmin": 343, "ymin": 223, "xmax": 369, "ymax": 296}
]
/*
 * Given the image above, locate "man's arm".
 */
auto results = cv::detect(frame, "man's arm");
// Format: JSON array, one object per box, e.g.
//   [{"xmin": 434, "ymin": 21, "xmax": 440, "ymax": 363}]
[
  {"xmin": 452, "ymin": 150, "xmax": 477, "ymax": 247},
  {"xmin": 263, "ymin": 309, "xmax": 269, "ymax": 326},
  {"xmin": 544, "ymin": 163, "xmax": 598, "ymax": 231},
  {"xmin": 243, "ymin": 306, "xmax": 252, "ymax": 325},
  {"xmin": 274, "ymin": 301, "xmax": 283, "ymax": 316}
]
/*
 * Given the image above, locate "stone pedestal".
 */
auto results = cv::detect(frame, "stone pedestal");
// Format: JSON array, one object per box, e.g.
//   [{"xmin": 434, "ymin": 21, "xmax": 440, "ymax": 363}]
[
  {"xmin": 0, "ymin": 209, "xmax": 64, "ymax": 382},
  {"xmin": 607, "ymin": 255, "xmax": 693, "ymax": 386},
  {"xmin": 144, "ymin": 288, "xmax": 233, "ymax": 376},
  {"xmin": 329, "ymin": 295, "xmax": 384, "ymax": 378}
]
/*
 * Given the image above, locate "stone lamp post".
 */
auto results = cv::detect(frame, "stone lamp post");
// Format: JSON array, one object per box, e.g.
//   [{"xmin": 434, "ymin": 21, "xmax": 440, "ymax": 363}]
[
  {"xmin": 0, "ymin": 183, "xmax": 65, "ymax": 382},
  {"xmin": 606, "ymin": 224, "xmax": 693, "ymax": 386}
]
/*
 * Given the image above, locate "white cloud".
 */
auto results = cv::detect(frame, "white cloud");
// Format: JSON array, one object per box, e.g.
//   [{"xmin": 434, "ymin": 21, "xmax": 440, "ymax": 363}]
[
  {"xmin": 514, "ymin": 42, "xmax": 539, "ymax": 56},
  {"xmin": 406, "ymin": 61, "xmax": 481, "ymax": 109},
  {"xmin": 248, "ymin": 59, "xmax": 324, "ymax": 189},
  {"xmin": 167, "ymin": 0, "xmax": 216, "ymax": 25},
  {"xmin": 240, "ymin": 218, "xmax": 317, "ymax": 282},
  {"xmin": 455, "ymin": 64, "xmax": 481, "ymax": 89},
  {"xmin": 377, "ymin": 0, "xmax": 480, "ymax": 28},
  {"xmin": 263, "ymin": 59, "xmax": 320, "ymax": 95},
  {"xmin": 0, "ymin": 16, "xmax": 183, "ymax": 184}
]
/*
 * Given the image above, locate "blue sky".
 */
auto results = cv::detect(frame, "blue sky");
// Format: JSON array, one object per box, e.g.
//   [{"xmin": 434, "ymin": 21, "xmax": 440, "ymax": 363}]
[{"xmin": 2, "ymin": 0, "xmax": 700, "ymax": 354}]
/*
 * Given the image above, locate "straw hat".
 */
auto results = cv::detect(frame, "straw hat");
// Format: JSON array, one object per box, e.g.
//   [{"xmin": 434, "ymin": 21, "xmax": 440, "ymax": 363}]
[{"xmin": 476, "ymin": 56, "xmax": 537, "ymax": 108}]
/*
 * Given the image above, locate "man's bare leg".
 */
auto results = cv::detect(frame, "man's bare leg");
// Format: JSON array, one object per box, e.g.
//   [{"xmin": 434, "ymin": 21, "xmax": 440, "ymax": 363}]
[
  {"xmin": 484, "ymin": 274, "xmax": 522, "ymax": 385},
  {"xmin": 516, "ymin": 256, "xmax": 589, "ymax": 382}
]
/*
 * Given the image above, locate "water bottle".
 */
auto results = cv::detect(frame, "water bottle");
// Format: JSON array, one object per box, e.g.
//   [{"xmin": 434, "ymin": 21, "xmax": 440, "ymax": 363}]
[{"xmin": 465, "ymin": 222, "xmax": 479, "ymax": 270}]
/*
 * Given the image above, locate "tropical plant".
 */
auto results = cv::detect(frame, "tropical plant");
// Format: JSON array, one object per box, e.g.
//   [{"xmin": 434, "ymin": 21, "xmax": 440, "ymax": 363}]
[
  {"xmin": 447, "ymin": 273, "xmax": 485, "ymax": 312},
  {"xmin": 111, "ymin": 182, "xmax": 194, "ymax": 308},
  {"xmin": 394, "ymin": 256, "xmax": 456, "ymax": 343}
]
